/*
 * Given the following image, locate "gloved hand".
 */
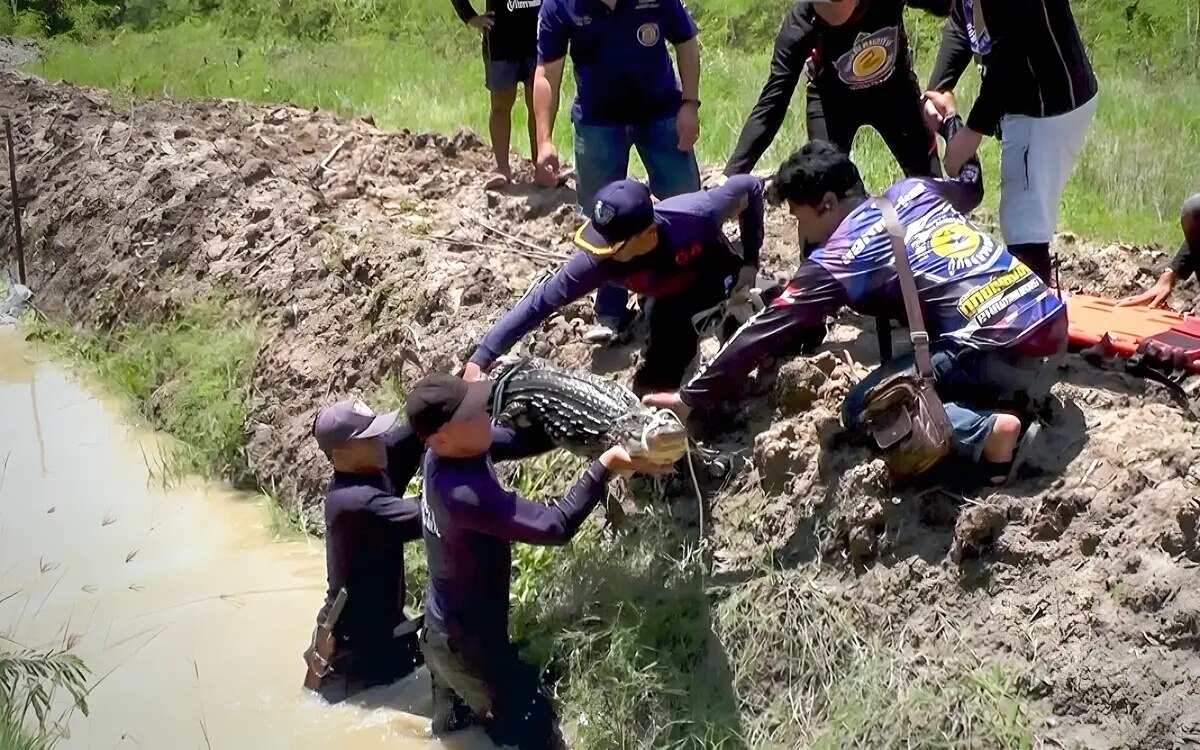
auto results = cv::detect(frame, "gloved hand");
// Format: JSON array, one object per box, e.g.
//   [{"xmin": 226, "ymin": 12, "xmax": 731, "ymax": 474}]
[{"xmin": 728, "ymin": 265, "xmax": 759, "ymax": 307}]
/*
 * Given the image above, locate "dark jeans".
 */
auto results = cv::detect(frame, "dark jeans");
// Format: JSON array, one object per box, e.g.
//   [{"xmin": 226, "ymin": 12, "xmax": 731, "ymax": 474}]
[
  {"xmin": 420, "ymin": 625, "xmax": 559, "ymax": 750},
  {"xmin": 844, "ymin": 342, "xmax": 1064, "ymax": 461},
  {"xmin": 807, "ymin": 75, "xmax": 941, "ymax": 178},
  {"xmin": 632, "ymin": 270, "xmax": 733, "ymax": 395},
  {"xmin": 574, "ymin": 115, "xmax": 702, "ymax": 323}
]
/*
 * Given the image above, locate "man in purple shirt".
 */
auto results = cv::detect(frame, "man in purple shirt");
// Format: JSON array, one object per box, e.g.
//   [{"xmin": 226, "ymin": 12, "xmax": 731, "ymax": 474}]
[
  {"xmin": 532, "ymin": 0, "xmax": 703, "ymax": 344},
  {"xmin": 464, "ymin": 176, "xmax": 768, "ymax": 394},
  {"xmin": 407, "ymin": 374, "xmax": 668, "ymax": 745}
]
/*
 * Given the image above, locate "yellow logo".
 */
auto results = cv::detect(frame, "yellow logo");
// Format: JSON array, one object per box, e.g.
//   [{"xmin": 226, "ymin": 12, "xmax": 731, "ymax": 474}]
[
  {"xmin": 929, "ymin": 223, "xmax": 983, "ymax": 260},
  {"xmin": 852, "ymin": 45, "xmax": 888, "ymax": 77},
  {"xmin": 957, "ymin": 265, "xmax": 1033, "ymax": 319}
]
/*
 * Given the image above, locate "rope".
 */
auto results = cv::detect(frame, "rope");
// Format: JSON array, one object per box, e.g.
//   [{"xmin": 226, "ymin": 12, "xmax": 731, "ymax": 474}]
[{"xmin": 640, "ymin": 407, "xmax": 705, "ymax": 541}]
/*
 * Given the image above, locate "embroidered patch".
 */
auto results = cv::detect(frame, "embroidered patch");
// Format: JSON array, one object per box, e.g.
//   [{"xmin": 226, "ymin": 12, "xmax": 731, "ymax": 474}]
[
  {"xmin": 637, "ymin": 22, "xmax": 660, "ymax": 47},
  {"xmin": 594, "ymin": 200, "xmax": 616, "ymax": 226},
  {"xmin": 834, "ymin": 27, "xmax": 899, "ymax": 90}
]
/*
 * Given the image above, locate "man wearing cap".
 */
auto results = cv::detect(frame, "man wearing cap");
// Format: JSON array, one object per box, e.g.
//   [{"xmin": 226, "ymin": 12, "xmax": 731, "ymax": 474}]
[
  {"xmin": 307, "ymin": 397, "xmax": 555, "ymax": 702},
  {"xmin": 532, "ymin": 0, "xmax": 704, "ymax": 344},
  {"xmin": 406, "ymin": 373, "xmax": 669, "ymax": 745},
  {"xmin": 463, "ymin": 176, "xmax": 767, "ymax": 395},
  {"xmin": 307, "ymin": 399, "xmax": 424, "ymax": 701}
]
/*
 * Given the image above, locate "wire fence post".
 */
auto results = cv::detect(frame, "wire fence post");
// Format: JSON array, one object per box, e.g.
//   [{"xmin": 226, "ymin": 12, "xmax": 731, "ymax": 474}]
[{"xmin": 5, "ymin": 115, "xmax": 26, "ymax": 286}]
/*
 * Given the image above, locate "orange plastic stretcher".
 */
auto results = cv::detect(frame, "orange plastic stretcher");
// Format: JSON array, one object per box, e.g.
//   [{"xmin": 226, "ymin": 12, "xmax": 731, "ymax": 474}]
[{"xmin": 1063, "ymin": 291, "xmax": 1200, "ymax": 373}]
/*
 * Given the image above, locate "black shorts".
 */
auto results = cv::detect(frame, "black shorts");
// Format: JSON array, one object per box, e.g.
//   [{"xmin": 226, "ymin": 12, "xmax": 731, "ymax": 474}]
[
  {"xmin": 420, "ymin": 624, "xmax": 561, "ymax": 749},
  {"xmin": 483, "ymin": 37, "xmax": 535, "ymax": 93},
  {"xmin": 807, "ymin": 74, "xmax": 940, "ymax": 179},
  {"xmin": 316, "ymin": 629, "xmax": 423, "ymax": 704}
]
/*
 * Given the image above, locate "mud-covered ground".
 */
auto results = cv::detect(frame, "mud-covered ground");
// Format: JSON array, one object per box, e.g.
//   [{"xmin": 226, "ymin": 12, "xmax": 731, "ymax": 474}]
[{"xmin": 2, "ymin": 70, "xmax": 1198, "ymax": 749}]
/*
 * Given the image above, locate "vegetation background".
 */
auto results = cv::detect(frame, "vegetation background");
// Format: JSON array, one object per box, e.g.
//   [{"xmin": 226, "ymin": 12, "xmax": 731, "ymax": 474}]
[
  {"xmin": 3, "ymin": 0, "xmax": 1199, "ymax": 245},
  {"xmin": 3, "ymin": 0, "xmax": 1199, "ymax": 747}
]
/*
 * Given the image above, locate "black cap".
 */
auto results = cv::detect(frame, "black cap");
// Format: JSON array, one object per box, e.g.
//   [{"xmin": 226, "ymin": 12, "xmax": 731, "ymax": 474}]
[
  {"xmin": 574, "ymin": 180, "xmax": 656, "ymax": 256},
  {"xmin": 404, "ymin": 373, "xmax": 492, "ymax": 440}
]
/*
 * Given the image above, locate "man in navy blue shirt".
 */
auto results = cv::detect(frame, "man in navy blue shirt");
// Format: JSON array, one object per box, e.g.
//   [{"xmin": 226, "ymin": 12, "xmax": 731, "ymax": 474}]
[
  {"xmin": 532, "ymin": 0, "xmax": 704, "ymax": 344},
  {"xmin": 463, "ymin": 176, "xmax": 768, "ymax": 394},
  {"xmin": 307, "ymin": 399, "xmax": 424, "ymax": 702},
  {"xmin": 407, "ymin": 374, "xmax": 669, "ymax": 746}
]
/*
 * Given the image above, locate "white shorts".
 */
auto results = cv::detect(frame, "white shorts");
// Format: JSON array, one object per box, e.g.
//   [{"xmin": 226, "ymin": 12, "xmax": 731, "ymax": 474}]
[{"xmin": 998, "ymin": 93, "xmax": 1098, "ymax": 245}]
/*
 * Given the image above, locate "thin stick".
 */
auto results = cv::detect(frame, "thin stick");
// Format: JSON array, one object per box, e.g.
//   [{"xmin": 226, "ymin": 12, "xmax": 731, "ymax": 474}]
[
  {"xmin": 316, "ymin": 138, "xmax": 346, "ymax": 174},
  {"xmin": 456, "ymin": 206, "xmax": 569, "ymax": 259},
  {"xmin": 421, "ymin": 233, "xmax": 567, "ymax": 264},
  {"xmin": 4, "ymin": 116, "xmax": 25, "ymax": 285}
]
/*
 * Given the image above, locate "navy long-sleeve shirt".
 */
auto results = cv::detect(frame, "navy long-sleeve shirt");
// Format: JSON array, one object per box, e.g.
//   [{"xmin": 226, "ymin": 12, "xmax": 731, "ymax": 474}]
[
  {"xmin": 682, "ymin": 116, "xmax": 1064, "ymax": 410},
  {"xmin": 420, "ymin": 448, "xmax": 611, "ymax": 647},
  {"xmin": 470, "ymin": 176, "xmax": 765, "ymax": 368},
  {"xmin": 926, "ymin": 0, "xmax": 1097, "ymax": 136},
  {"xmin": 318, "ymin": 423, "xmax": 553, "ymax": 644}
]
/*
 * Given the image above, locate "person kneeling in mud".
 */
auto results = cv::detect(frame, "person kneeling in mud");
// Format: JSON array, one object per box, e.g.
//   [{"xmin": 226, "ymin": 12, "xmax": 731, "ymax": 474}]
[
  {"xmin": 463, "ymin": 175, "xmax": 767, "ymax": 395},
  {"xmin": 1118, "ymin": 193, "xmax": 1200, "ymax": 309},
  {"xmin": 646, "ymin": 99, "xmax": 1067, "ymax": 485},
  {"xmin": 406, "ymin": 374, "xmax": 670, "ymax": 747},
  {"xmin": 305, "ymin": 397, "xmax": 561, "ymax": 702}
]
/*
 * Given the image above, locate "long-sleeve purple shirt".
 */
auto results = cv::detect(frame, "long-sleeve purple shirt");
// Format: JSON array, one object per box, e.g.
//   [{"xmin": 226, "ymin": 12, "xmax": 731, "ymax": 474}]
[
  {"xmin": 470, "ymin": 176, "xmax": 766, "ymax": 368},
  {"xmin": 420, "ymin": 446, "xmax": 611, "ymax": 646},
  {"xmin": 318, "ymin": 423, "xmax": 553, "ymax": 643}
]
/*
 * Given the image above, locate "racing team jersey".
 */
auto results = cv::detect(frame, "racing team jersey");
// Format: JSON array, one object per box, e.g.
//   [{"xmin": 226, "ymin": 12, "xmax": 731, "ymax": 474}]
[{"xmin": 681, "ymin": 151, "xmax": 1065, "ymax": 409}]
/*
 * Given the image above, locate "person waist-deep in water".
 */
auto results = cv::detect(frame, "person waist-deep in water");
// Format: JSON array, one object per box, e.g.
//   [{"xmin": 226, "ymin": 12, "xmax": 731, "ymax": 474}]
[
  {"xmin": 306, "ymin": 397, "xmax": 559, "ymax": 702},
  {"xmin": 532, "ymin": 0, "xmax": 704, "ymax": 343},
  {"xmin": 463, "ymin": 175, "xmax": 769, "ymax": 394},
  {"xmin": 307, "ymin": 399, "xmax": 425, "ymax": 702},
  {"xmin": 406, "ymin": 373, "xmax": 669, "ymax": 747},
  {"xmin": 645, "ymin": 101, "xmax": 1067, "ymax": 485},
  {"xmin": 724, "ymin": 0, "xmax": 952, "ymax": 183}
]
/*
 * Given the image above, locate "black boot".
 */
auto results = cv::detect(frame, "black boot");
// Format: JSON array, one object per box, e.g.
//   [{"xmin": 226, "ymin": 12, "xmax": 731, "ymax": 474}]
[{"xmin": 1009, "ymin": 242, "xmax": 1053, "ymax": 285}]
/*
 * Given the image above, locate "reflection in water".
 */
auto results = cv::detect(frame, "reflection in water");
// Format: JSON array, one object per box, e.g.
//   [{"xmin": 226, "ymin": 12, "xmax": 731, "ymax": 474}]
[{"xmin": 0, "ymin": 330, "xmax": 495, "ymax": 749}]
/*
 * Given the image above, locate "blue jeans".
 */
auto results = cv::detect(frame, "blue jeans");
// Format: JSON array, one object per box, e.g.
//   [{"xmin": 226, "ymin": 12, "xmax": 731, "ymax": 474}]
[
  {"xmin": 843, "ymin": 343, "xmax": 1063, "ymax": 461},
  {"xmin": 574, "ymin": 116, "xmax": 701, "ymax": 323}
]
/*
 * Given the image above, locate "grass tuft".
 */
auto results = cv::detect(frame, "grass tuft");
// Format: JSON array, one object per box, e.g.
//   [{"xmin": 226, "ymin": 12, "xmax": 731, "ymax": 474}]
[{"xmin": 25, "ymin": 299, "xmax": 260, "ymax": 487}]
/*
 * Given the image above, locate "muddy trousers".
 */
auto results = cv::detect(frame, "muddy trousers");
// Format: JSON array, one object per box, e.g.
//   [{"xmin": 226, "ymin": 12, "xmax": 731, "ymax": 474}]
[
  {"xmin": 420, "ymin": 625, "xmax": 560, "ymax": 750},
  {"xmin": 316, "ymin": 630, "xmax": 423, "ymax": 704},
  {"xmin": 632, "ymin": 270, "xmax": 733, "ymax": 395},
  {"xmin": 806, "ymin": 75, "xmax": 941, "ymax": 179}
]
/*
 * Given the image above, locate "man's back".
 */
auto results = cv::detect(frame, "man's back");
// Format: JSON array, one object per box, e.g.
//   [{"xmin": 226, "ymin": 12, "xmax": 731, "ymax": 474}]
[{"xmin": 809, "ymin": 176, "xmax": 1063, "ymax": 348}]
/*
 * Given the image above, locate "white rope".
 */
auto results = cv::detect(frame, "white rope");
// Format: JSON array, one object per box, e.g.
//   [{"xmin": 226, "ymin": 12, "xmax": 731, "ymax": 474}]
[{"xmin": 640, "ymin": 408, "xmax": 706, "ymax": 541}]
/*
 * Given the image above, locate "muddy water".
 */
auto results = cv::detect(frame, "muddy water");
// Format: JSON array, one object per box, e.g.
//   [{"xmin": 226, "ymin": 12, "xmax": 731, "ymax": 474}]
[{"xmin": 0, "ymin": 330, "xmax": 492, "ymax": 749}]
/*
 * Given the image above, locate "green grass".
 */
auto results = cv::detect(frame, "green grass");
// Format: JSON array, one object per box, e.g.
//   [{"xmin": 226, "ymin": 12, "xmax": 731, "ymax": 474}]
[
  {"xmin": 0, "ymin": 640, "xmax": 90, "ymax": 750},
  {"xmin": 24, "ymin": 299, "xmax": 260, "ymax": 487},
  {"xmin": 22, "ymin": 0, "xmax": 1200, "ymax": 245}
]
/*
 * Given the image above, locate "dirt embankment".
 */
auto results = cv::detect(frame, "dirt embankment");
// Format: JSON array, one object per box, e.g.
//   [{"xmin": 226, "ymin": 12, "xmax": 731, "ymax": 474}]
[{"xmin": 2, "ymin": 70, "xmax": 1198, "ymax": 749}]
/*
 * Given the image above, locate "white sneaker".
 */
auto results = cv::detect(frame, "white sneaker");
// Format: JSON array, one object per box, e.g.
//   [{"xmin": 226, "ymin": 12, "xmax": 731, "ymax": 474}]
[{"xmin": 583, "ymin": 315, "xmax": 622, "ymax": 344}]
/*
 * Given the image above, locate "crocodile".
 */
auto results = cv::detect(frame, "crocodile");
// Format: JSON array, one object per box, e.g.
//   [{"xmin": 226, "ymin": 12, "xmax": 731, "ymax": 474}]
[{"xmin": 488, "ymin": 356, "xmax": 688, "ymax": 464}]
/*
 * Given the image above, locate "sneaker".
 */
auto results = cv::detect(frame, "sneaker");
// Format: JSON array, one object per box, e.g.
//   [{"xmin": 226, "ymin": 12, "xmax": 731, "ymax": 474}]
[{"xmin": 583, "ymin": 315, "xmax": 622, "ymax": 344}]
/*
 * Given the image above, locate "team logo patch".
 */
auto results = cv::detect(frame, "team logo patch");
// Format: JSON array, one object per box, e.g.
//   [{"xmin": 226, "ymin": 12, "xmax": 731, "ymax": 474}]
[
  {"xmin": 919, "ymin": 221, "xmax": 998, "ymax": 272},
  {"xmin": 835, "ymin": 27, "xmax": 899, "ymax": 90},
  {"xmin": 674, "ymin": 243, "xmax": 702, "ymax": 265},
  {"xmin": 637, "ymin": 22, "xmax": 660, "ymax": 47},
  {"xmin": 506, "ymin": 0, "xmax": 540, "ymax": 10},
  {"xmin": 594, "ymin": 200, "xmax": 616, "ymax": 226}
]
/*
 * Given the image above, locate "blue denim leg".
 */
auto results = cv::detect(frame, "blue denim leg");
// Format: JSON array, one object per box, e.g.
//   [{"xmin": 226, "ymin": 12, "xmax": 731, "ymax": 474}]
[
  {"xmin": 631, "ymin": 116, "xmax": 701, "ymax": 199},
  {"xmin": 574, "ymin": 123, "xmax": 634, "ymax": 321},
  {"xmin": 842, "ymin": 346, "xmax": 1001, "ymax": 461}
]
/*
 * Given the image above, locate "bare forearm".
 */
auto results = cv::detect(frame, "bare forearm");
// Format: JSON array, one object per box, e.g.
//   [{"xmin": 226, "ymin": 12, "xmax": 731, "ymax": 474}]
[
  {"xmin": 532, "ymin": 67, "xmax": 560, "ymax": 145},
  {"xmin": 675, "ymin": 38, "xmax": 700, "ymax": 100}
]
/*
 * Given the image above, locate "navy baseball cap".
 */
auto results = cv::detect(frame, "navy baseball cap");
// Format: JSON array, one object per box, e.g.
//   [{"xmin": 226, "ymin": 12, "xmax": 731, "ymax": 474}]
[
  {"xmin": 575, "ymin": 180, "xmax": 656, "ymax": 256},
  {"xmin": 404, "ymin": 373, "xmax": 492, "ymax": 440},
  {"xmin": 312, "ymin": 399, "xmax": 399, "ymax": 453}
]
